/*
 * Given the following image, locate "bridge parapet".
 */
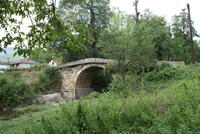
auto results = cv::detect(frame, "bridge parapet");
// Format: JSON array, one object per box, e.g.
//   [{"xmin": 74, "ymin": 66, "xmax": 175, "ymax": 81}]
[{"xmin": 57, "ymin": 58, "xmax": 116, "ymax": 69}]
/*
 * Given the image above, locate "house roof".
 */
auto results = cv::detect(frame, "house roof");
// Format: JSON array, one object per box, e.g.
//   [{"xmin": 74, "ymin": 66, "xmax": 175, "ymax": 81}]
[
  {"xmin": 0, "ymin": 61, "xmax": 8, "ymax": 65},
  {"xmin": 10, "ymin": 59, "xmax": 40, "ymax": 65}
]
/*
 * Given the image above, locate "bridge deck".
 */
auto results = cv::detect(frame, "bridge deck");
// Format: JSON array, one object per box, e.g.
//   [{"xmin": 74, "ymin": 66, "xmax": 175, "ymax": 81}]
[{"xmin": 57, "ymin": 58, "xmax": 116, "ymax": 69}]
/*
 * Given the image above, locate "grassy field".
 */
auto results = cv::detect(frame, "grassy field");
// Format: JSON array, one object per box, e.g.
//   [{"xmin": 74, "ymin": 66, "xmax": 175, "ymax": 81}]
[{"xmin": 0, "ymin": 105, "xmax": 58, "ymax": 134}]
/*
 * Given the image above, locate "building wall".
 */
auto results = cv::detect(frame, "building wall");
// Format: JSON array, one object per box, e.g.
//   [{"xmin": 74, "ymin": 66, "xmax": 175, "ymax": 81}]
[
  {"xmin": 19, "ymin": 63, "xmax": 34, "ymax": 68},
  {"xmin": 0, "ymin": 64, "xmax": 10, "ymax": 69},
  {"xmin": 49, "ymin": 60, "xmax": 57, "ymax": 67}
]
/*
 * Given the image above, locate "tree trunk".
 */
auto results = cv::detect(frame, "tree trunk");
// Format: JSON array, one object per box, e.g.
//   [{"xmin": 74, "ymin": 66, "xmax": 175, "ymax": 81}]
[
  {"xmin": 133, "ymin": 0, "xmax": 140, "ymax": 24},
  {"xmin": 187, "ymin": 3, "xmax": 196, "ymax": 64}
]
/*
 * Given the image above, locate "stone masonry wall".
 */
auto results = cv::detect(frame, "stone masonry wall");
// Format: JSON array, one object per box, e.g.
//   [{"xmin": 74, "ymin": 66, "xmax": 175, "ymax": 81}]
[{"xmin": 59, "ymin": 64, "xmax": 104, "ymax": 101}]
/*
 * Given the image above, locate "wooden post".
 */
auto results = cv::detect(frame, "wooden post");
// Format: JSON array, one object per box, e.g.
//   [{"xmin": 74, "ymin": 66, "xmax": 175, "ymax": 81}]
[{"xmin": 187, "ymin": 3, "xmax": 196, "ymax": 64}]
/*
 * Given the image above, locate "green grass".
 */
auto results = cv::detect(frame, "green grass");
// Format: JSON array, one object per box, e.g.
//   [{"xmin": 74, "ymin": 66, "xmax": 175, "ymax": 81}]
[
  {"xmin": 24, "ymin": 79, "xmax": 200, "ymax": 134},
  {"xmin": 0, "ymin": 105, "xmax": 58, "ymax": 134},
  {"xmin": 143, "ymin": 79, "xmax": 178, "ymax": 91}
]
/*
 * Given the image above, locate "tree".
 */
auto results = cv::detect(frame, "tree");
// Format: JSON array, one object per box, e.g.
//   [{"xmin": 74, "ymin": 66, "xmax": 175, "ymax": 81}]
[
  {"xmin": 128, "ymin": 11, "xmax": 169, "ymax": 73},
  {"xmin": 139, "ymin": 10, "xmax": 171, "ymax": 61},
  {"xmin": 98, "ymin": 10, "xmax": 134, "ymax": 78},
  {"xmin": 57, "ymin": 0, "xmax": 111, "ymax": 62},
  {"xmin": 170, "ymin": 9, "xmax": 198, "ymax": 64},
  {"xmin": 0, "ymin": 0, "xmax": 88, "ymax": 57},
  {"xmin": 187, "ymin": 3, "xmax": 196, "ymax": 64},
  {"xmin": 60, "ymin": 0, "xmax": 111, "ymax": 47},
  {"xmin": 29, "ymin": 49, "xmax": 54, "ymax": 63},
  {"xmin": 99, "ymin": 10, "xmax": 171, "ymax": 74}
]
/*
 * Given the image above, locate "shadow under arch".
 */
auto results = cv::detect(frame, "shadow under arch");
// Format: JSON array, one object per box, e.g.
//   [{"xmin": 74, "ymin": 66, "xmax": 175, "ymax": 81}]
[{"xmin": 74, "ymin": 64, "xmax": 105, "ymax": 99}]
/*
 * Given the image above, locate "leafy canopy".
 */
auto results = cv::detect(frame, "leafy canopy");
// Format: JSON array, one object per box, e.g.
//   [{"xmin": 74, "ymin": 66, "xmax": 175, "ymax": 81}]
[{"xmin": 0, "ymin": 0, "xmax": 90, "ymax": 57}]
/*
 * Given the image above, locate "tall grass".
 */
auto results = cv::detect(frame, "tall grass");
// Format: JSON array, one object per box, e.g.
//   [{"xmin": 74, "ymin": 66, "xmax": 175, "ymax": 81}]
[{"xmin": 26, "ymin": 79, "xmax": 200, "ymax": 134}]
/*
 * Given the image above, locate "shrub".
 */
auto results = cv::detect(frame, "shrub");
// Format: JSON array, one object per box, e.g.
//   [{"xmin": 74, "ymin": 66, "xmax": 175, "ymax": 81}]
[
  {"xmin": 107, "ymin": 74, "xmax": 141, "ymax": 95},
  {"xmin": 0, "ymin": 76, "xmax": 34, "ymax": 107},
  {"xmin": 144, "ymin": 63, "xmax": 193, "ymax": 82},
  {"xmin": 34, "ymin": 67, "xmax": 62, "ymax": 94}
]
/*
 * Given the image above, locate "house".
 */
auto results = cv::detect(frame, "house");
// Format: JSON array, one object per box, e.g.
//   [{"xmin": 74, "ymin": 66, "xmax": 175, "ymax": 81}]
[
  {"xmin": 48, "ymin": 60, "xmax": 58, "ymax": 67},
  {"xmin": 10, "ymin": 59, "xmax": 40, "ymax": 68},
  {"xmin": 0, "ymin": 61, "xmax": 10, "ymax": 69}
]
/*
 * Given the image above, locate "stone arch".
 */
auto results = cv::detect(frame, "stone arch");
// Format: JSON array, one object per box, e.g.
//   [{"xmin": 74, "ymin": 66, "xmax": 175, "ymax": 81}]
[{"xmin": 74, "ymin": 64, "xmax": 105, "ymax": 99}]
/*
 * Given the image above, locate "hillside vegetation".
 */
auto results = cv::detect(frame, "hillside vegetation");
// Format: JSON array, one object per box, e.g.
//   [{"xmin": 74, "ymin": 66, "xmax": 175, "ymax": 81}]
[{"xmin": 1, "ymin": 64, "xmax": 200, "ymax": 134}]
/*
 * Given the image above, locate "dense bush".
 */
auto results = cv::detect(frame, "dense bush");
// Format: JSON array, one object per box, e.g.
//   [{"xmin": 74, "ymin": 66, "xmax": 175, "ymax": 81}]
[
  {"xmin": 106, "ymin": 74, "xmax": 141, "ymax": 95},
  {"xmin": 0, "ymin": 76, "xmax": 34, "ymax": 107},
  {"xmin": 144, "ymin": 63, "xmax": 193, "ymax": 82},
  {"xmin": 34, "ymin": 67, "xmax": 62, "ymax": 94}
]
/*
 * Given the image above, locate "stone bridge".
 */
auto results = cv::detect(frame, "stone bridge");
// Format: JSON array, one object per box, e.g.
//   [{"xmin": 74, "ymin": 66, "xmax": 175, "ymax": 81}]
[{"xmin": 57, "ymin": 58, "xmax": 115, "ymax": 101}]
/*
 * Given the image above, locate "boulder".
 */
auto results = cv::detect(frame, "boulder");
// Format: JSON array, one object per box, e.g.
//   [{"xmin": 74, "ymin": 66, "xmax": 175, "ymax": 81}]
[{"xmin": 38, "ymin": 93, "xmax": 67, "ymax": 106}]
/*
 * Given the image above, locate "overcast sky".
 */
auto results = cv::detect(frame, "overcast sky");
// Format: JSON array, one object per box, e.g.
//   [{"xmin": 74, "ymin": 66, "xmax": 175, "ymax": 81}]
[{"xmin": 110, "ymin": 0, "xmax": 200, "ymax": 35}]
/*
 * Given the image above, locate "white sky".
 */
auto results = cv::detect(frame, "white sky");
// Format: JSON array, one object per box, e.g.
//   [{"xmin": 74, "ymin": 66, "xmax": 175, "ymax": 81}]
[{"xmin": 110, "ymin": 0, "xmax": 200, "ymax": 35}]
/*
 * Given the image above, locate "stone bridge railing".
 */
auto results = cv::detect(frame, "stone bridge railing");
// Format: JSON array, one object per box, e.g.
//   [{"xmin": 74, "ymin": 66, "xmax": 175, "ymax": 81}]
[{"xmin": 57, "ymin": 58, "xmax": 116, "ymax": 69}]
